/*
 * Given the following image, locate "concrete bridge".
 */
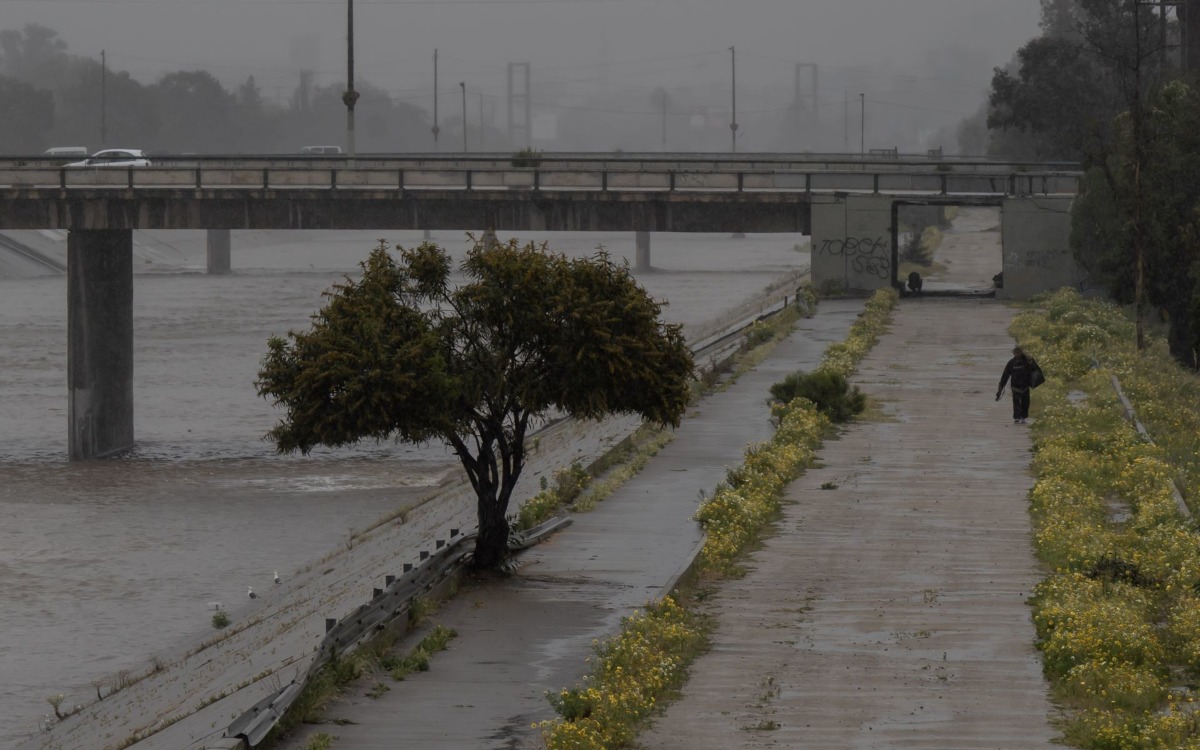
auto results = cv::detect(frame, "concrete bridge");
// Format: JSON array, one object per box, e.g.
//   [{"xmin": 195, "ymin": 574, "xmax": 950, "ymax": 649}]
[{"xmin": 0, "ymin": 154, "xmax": 1082, "ymax": 460}]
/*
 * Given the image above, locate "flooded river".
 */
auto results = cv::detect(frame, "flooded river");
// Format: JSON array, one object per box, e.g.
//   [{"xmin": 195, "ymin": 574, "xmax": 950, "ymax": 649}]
[{"xmin": 0, "ymin": 229, "xmax": 806, "ymax": 742}]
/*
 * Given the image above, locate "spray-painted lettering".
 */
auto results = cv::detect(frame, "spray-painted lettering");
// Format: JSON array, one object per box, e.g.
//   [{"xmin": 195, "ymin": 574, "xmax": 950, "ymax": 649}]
[{"xmin": 817, "ymin": 236, "xmax": 891, "ymax": 279}]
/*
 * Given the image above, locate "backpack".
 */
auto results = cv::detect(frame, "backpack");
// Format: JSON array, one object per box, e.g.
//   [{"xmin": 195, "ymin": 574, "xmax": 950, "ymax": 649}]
[{"xmin": 1030, "ymin": 360, "xmax": 1045, "ymax": 389}]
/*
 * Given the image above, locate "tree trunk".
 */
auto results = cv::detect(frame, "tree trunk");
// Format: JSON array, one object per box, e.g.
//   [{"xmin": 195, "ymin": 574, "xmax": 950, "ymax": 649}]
[
  {"xmin": 1166, "ymin": 301, "xmax": 1199, "ymax": 370},
  {"xmin": 472, "ymin": 483, "xmax": 510, "ymax": 569}
]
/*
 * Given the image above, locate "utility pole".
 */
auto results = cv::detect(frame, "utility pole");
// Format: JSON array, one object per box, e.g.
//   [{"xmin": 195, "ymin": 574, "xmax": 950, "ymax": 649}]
[
  {"xmin": 460, "ymin": 81, "xmax": 467, "ymax": 152},
  {"xmin": 343, "ymin": 0, "xmax": 359, "ymax": 158},
  {"xmin": 432, "ymin": 49, "xmax": 440, "ymax": 149},
  {"xmin": 1133, "ymin": 1, "xmax": 1147, "ymax": 350},
  {"xmin": 860, "ymin": 92, "xmax": 865, "ymax": 156},
  {"xmin": 729, "ymin": 46, "xmax": 738, "ymax": 153},
  {"xmin": 843, "ymin": 91, "xmax": 848, "ymax": 152},
  {"xmin": 100, "ymin": 50, "xmax": 108, "ymax": 147},
  {"xmin": 478, "ymin": 91, "xmax": 485, "ymax": 150},
  {"xmin": 661, "ymin": 92, "xmax": 668, "ymax": 152}
]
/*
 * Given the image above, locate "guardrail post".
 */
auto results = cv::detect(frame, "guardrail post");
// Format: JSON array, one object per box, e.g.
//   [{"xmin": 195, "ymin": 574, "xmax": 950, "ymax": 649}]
[
  {"xmin": 466, "ymin": 170, "xmax": 473, "ymax": 191},
  {"xmin": 59, "ymin": 168, "xmax": 66, "ymax": 190},
  {"xmin": 804, "ymin": 173, "xmax": 811, "ymax": 194},
  {"xmin": 939, "ymin": 174, "xmax": 947, "ymax": 195},
  {"xmin": 126, "ymin": 167, "xmax": 134, "ymax": 190},
  {"xmin": 398, "ymin": 169, "xmax": 405, "ymax": 191},
  {"xmin": 602, "ymin": 171, "xmax": 608, "ymax": 191},
  {"xmin": 262, "ymin": 168, "xmax": 269, "ymax": 190},
  {"xmin": 872, "ymin": 173, "xmax": 879, "ymax": 194},
  {"xmin": 533, "ymin": 170, "xmax": 540, "ymax": 191},
  {"xmin": 737, "ymin": 172, "xmax": 744, "ymax": 192},
  {"xmin": 331, "ymin": 169, "xmax": 338, "ymax": 190},
  {"xmin": 669, "ymin": 171, "xmax": 676, "ymax": 191}
]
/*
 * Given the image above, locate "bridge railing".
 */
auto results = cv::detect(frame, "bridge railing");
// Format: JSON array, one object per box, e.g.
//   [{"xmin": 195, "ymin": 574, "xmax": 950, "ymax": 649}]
[
  {"xmin": 1, "ymin": 151, "xmax": 1082, "ymax": 175},
  {"xmin": 0, "ymin": 165, "xmax": 1081, "ymax": 196}
]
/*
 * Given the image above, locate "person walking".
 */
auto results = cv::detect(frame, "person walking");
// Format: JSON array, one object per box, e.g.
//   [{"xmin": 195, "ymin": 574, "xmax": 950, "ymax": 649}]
[{"xmin": 996, "ymin": 346, "xmax": 1039, "ymax": 424}]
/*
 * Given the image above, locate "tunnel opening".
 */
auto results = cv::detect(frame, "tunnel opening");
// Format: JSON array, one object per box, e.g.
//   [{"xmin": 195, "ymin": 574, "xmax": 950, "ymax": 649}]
[{"xmin": 891, "ymin": 200, "xmax": 1003, "ymax": 299}]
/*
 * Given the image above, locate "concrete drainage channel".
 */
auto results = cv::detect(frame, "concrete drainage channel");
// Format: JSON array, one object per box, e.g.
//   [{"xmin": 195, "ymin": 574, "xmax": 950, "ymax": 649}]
[{"xmin": 41, "ymin": 279, "xmax": 809, "ymax": 750}]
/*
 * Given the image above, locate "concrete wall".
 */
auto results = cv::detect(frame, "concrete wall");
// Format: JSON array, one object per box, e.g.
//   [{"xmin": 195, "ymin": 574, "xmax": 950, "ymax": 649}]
[
  {"xmin": 810, "ymin": 194, "xmax": 895, "ymax": 293},
  {"xmin": 999, "ymin": 197, "xmax": 1083, "ymax": 300}
]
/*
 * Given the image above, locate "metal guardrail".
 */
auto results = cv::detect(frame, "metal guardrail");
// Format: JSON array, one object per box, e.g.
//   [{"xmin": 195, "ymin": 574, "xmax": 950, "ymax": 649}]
[
  {"xmin": 223, "ymin": 517, "xmax": 571, "ymax": 746},
  {"xmin": 0, "ymin": 165, "xmax": 1081, "ymax": 197},
  {"xmin": 0, "ymin": 151, "xmax": 1083, "ymax": 172}
]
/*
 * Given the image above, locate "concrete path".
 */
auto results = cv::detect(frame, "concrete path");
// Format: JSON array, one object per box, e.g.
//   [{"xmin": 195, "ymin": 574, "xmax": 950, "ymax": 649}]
[
  {"xmin": 637, "ymin": 298, "xmax": 1061, "ymax": 749},
  {"xmin": 273, "ymin": 300, "xmax": 869, "ymax": 749}
]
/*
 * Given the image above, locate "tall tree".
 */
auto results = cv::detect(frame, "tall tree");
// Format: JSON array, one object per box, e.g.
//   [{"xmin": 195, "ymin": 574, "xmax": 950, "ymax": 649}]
[
  {"xmin": 257, "ymin": 239, "xmax": 694, "ymax": 568},
  {"xmin": 149, "ymin": 70, "xmax": 237, "ymax": 153},
  {"xmin": 1072, "ymin": 80, "xmax": 1200, "ymax": 368},
  {"xmin": 0, "ymin": 74, "xmax": 54, "ymax": 153},
  {"xmin": 985, "ymin": 0, "xmax": 1171, "ymax": 162}
]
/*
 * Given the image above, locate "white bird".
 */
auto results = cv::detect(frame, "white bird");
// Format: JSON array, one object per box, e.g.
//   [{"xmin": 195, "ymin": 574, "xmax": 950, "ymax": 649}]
[
  {"xmin": 247, "ymin": 586, "xmax": 257, "ymax": 599},
  {"xmin": 273, "ymin": 571, "xmax": 281, "ymax": 585}
]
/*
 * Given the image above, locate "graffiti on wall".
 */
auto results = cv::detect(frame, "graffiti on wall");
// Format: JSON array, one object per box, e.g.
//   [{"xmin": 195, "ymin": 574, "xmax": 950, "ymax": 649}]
[
  {"xmin": 1022, "ymin": 250, "xmax": 1058, "ymax": 270},
  {"xmin": 816, "ymin": 236, "xmax": 891, "ymax": 279}
]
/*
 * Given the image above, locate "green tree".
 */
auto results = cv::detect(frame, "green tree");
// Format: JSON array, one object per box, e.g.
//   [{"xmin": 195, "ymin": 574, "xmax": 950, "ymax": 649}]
[
  {"xmin": 257, "ymin": 239, "xmax": 694, "ymax": 568},
  {"xmin": 0, "ymin": 74, "xmax": 54, "ymax": 153},
  {"xmin": 984, "ymin": 0, "xmax": 1171, "ymax": 162},
  {"xmin": 1072, "ymin": 80, "xmax": 1200, "ymax": 368}
]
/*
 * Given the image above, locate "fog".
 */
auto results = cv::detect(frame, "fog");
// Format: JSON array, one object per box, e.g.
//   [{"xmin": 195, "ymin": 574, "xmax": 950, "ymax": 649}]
[{"xmin": 2, "ymin": 0, "xmax": 1041, "ymax": 153}]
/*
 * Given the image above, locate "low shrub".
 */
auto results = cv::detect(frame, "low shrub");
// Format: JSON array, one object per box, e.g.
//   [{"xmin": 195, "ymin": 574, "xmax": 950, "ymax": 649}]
[
  {"xmin": 768, "ymin": 369, "xmax": 865, "ymax": 423},
  {"xmin": 511, "ymin": 147, "xmax": 543, "ymax": 168}
]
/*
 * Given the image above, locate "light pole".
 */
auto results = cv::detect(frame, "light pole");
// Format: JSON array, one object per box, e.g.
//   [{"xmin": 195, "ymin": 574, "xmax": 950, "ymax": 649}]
[
  {"xmin": 729, "ymin": 46, "xmax": 738, "ymax": 153},
  {"xmin": 859, "ymin": 92, "xmax": 865, "ymax": 156},
  {"xmin": 460, "ymin": 81, "xmax": 467, "ymax": 152},
  {"xmin": 100, "ymin": 49, "xmax": 107, "ymax": 146},
  {"xmin": 343, "ymin": 0, "xmax": 359, "ymax": 158},
  {"xmin": 432, "ymin": 49, "xmax": 440, "ymax": 148}
]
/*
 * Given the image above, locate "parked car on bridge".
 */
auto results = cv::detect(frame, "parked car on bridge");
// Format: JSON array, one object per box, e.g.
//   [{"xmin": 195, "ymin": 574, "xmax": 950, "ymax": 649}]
[
  {"xmin": 44, "ymin": 146, "xmax": 90, "ymax": 161},
  {"xmin": 65, "ymin": 149, "xmax": 152, "ymax": 167},
  {"xmin": 298, "ymin": 145, "xmax": 343, "ymax": 155}
]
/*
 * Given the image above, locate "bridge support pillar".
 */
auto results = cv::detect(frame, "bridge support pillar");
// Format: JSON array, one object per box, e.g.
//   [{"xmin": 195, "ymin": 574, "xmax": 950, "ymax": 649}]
[
  {"xmin": 68, "ymin": 229, "xmax": 134, "ymax": 461},
  {"xmin": 207, "ymin": 229, "xmax": 231, "ymax": 274},
  {"xmin": 635, "ymin": 231, "xmax": 651, "ymax": 272}
]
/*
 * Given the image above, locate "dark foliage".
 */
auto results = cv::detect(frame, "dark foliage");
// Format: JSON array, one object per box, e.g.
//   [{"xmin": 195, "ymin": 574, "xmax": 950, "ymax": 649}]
[{"xmin": 769, "ymin": 370, "xmax": 866, "ymax": 423}]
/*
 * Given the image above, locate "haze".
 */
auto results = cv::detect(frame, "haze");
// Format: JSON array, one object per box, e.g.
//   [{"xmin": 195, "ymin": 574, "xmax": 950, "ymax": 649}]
[{"xmin": 2, "ymin": 0, "xmax": 1041, "ymax": 152}]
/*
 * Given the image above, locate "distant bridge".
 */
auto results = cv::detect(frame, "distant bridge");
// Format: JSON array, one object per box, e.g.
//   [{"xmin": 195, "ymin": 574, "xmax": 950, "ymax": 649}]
[{"xmin": 0, "ymin": 153, "xmax": 1082, "ymax": 460}]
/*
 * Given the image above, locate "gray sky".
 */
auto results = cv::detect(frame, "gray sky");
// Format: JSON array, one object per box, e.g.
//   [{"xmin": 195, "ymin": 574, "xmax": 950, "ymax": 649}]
[{"xmin": 3, "ymin": 0, "xmax": 1039, "ymax": 98}]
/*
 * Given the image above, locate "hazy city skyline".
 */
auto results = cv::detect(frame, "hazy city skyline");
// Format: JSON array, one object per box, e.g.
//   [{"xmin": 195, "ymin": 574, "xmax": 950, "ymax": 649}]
[{"xmin": 3, "ymin": 0, "xmax": 1039, "ymax": 105}]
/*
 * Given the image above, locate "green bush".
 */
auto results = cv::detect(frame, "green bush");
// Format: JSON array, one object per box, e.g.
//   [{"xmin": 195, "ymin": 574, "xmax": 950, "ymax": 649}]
[
  {"xmin": 769, "ymin": 369, "xmax": 865, "ymax": 423},
  {"xmin": 511, "ymin": 148, "xmax": 543, "ymax": 168}
]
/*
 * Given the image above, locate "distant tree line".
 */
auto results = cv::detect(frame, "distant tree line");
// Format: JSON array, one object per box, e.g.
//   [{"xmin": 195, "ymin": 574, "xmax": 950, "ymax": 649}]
[
  {"xmin": 963, "ymin": 0, "xmax": 1200, "ymax": 369},
  {"xmin": 0, "ymin": 23, "xmax": 437, "ymax": 155}
]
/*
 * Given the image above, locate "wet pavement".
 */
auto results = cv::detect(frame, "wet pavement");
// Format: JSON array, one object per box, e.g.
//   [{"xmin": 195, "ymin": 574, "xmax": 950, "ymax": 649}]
[
  {"xmin": 638, "ymin": 298, "xmax": 1060, "ymax": 749},
  {"xmin": 272, "ymin": 300, "xmax": 869, "ymax": 749}
]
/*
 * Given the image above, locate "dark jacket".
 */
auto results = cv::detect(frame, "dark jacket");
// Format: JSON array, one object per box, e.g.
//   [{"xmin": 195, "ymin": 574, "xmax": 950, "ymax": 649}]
[{"xmin": 999, "ymin": 355, "xmax": 1036, "ymax": 392}]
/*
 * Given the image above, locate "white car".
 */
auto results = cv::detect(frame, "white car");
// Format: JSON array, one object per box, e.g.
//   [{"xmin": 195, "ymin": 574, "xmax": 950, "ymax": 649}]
[{"xmin": 66, "ymin": 149, "xmax": 152, "ymax": 167}]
